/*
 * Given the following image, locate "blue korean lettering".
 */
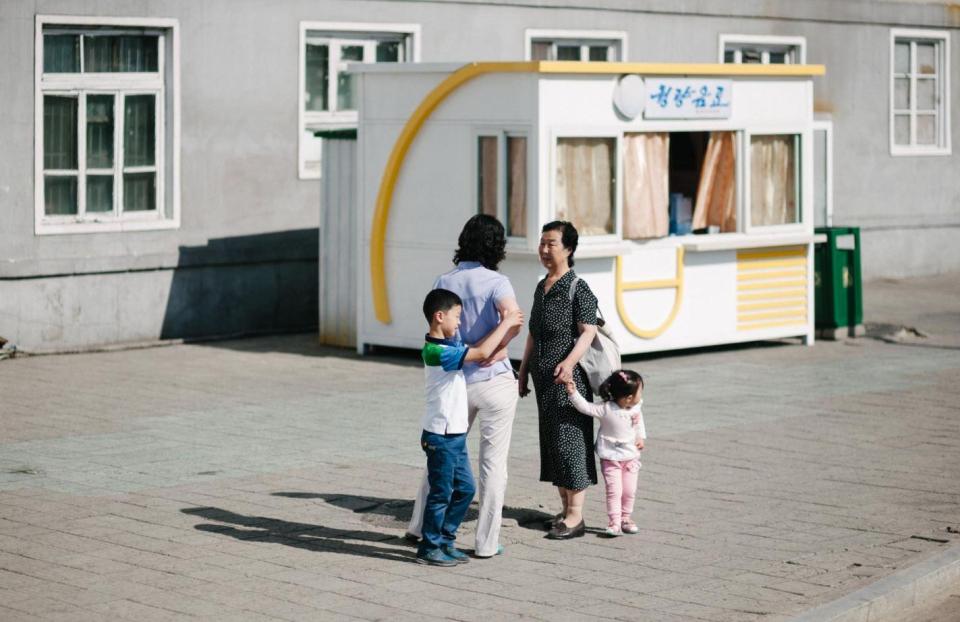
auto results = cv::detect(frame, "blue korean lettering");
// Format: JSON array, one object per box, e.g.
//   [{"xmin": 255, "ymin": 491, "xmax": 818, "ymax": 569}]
[
  {"xmin": 650, "ymin": 84, "xmax": 672, "ymax": 108},
  {"xmin": 711, "ymin": 85, "xmax": 727, "ymax": 108},
  {"xmin": 673, "ymin": 86, "xmax": 693, "ymax": 108},
  {"xmin": 692, "ymin": 85, "xmax": 710, "ymax": 108}
]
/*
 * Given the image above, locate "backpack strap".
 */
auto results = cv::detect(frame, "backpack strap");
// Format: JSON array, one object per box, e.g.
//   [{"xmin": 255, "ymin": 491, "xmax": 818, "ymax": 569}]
[
  {"xmin": 568, "ymin": 276, "xmax": 580, "ymax": 302},
  {"xmin": 568, "ymin": 275, "xmax": 606, "ymax": 327}
]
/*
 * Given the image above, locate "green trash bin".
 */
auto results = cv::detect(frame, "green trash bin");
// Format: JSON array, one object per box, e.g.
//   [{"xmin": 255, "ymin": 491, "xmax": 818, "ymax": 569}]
[{"xmin": 814, "ymin": 226, "xmax": 864, "ymax": 339}]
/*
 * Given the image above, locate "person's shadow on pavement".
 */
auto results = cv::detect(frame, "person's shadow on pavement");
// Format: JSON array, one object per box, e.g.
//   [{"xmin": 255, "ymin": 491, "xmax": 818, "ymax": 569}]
[
  {"xmin": 271, "ymin": 492, "xmax": 555, "ymax": 532},
  {"xmin": 181, "ymin": 507, "xmax": 416, "ymax": 563}
]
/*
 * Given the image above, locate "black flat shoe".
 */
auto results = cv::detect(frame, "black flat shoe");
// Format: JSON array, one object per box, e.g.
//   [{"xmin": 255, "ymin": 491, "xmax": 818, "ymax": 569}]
[
  {"xmin": 543, "ymin": 512, "xmax": 564, "ymax": 529},
  {"xmin": 546, "ymin": 519, "xmax": 585, "ymax": 540}
]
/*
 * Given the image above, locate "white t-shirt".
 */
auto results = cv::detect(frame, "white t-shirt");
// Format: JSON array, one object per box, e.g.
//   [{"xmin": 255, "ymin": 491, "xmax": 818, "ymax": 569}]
[
  {"xmin": 569, "ymin": 391, "xmax": 646, "ymax": 462},
  {"xmin": 420, "ymin": 336, "xmax": 470, "ymax": 434}
]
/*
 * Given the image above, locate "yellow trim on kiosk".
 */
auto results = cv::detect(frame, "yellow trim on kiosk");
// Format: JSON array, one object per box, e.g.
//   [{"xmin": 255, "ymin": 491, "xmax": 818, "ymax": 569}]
[
  {"xmin": 370, "ymin": 62, "xmax": 825, "ymax": 324},
  {"xmin": 537, "ymin": 61, "xmax": 825, "ymax": 77},
  {"xmin": 614, "ymin": 247, "xmax": 685, "ymax": 339}
]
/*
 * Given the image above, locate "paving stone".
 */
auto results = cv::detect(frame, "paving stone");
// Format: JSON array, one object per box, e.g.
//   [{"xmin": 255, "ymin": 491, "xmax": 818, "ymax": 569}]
[{"xmin": 0, "ymin": 274, "xmax": 958, "ymax": 620}]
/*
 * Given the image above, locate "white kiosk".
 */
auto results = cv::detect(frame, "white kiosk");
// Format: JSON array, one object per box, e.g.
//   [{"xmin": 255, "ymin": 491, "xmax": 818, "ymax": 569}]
[{"xmin": 351, "ymin": 61, "xmax": 825, "ymax": 356}]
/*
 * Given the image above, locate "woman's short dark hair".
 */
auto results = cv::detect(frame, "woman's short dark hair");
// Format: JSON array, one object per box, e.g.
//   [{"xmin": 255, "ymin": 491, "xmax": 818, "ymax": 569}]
[
  {"xmin": 541, "ymin": 220, "xmax": 578, "ymax": 267},
  {"xmin": 598, "ymin": 369, "xmax": 644, "ymax": 403},
  {"xmin": 453, "ymin": 214, "xmax": 507, "ymax": 271}
]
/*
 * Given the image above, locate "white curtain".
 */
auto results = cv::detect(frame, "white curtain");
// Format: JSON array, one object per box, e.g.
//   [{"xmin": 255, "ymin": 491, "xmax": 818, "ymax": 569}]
[
  {"xmin": 478, "ymin": 137, "xmax": 498, "ymax": 218},
  {"xmin": 506, "ymin": 136, "xmax": 527, "ymax": 237},
  {"xmin": 750, "ymin": 135, "xmax": 797, "ymax": 227},
  {"xmin": 555, "ymin": 137, "xmax": 615, "ymax": 236},
  {"xmin": 622, "ymin": 133, "xmax": 670, "ymax": 239},
  {"xmin": 692, "ymin": 132, "xmax": 737, "ymax": 232}
]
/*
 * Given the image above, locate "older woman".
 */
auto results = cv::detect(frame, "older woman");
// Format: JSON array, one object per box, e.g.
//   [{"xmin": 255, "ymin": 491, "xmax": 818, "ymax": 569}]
[{"xmin": 518, "ymin": 221, "xmax": 599, "ymax": 539}]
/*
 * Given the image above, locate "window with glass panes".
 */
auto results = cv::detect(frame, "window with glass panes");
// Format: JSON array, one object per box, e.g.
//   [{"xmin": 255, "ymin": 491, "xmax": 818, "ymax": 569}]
[
  {"xmin": 530, "ymin": 39, "xmax": 621, "ymax": 61},
  {"xmin": 304, "ymin": 34, "xmax": 405, "ymax": 114},
  {"xmin": 476, "ymin": 132, "xmax": 527, "ymax": 238},
  {"xmin": 300, "ymin": 26, "xmax": 415, "ymax": 178},
  {"xmin": 891, "ymin": 30, "xmax": 950, "ymax": 153},
  {"xmin": 40, "ymin": 27, "xmax": 164, "ymax": 218},
  {"xmin": 720, "ymin": 36, "xmax": 804, "ymax": 65}
]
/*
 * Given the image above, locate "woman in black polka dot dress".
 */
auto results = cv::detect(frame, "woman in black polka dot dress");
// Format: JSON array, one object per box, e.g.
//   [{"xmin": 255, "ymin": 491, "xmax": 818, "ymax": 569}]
[{"xmin": 518, "ymin": 221, "xmax": 599, "ymax": 539}]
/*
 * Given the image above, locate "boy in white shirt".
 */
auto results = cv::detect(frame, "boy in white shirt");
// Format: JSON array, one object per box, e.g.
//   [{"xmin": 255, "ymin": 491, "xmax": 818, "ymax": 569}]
[{"xmin": 417, "ymin": 289, "xmax": 523, "ymax": 566}]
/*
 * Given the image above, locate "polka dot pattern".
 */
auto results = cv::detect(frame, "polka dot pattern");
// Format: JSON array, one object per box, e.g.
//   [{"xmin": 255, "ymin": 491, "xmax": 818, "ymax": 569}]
[{"xmin": 528, "ymin": 270, "xmax": 599, "ymax": 490}]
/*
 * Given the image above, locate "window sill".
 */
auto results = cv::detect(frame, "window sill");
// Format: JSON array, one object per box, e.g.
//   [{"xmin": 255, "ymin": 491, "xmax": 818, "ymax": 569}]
[
  {"xmin": 890, "ymin": 146, "xmax": 952, "ymax": 157},
  {"xmin": 35, "ymin": 218, "xmax": 179, "ymax": 236},
  {"xmin": 682, "ymin": 232, "xmax": 824, "ymax": 251},
  {"xmin": 505, "ymin": 233, "xmax": 825, "ymax": 258}
]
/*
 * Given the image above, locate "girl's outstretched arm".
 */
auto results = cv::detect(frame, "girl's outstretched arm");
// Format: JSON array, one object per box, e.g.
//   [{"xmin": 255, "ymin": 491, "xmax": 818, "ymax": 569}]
[{"xmin": 564, "ymin": 383, "xmax": 605, "ymax": 419}]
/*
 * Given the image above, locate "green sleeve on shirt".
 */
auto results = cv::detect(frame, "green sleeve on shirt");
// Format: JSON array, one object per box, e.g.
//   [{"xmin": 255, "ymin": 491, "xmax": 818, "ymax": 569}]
[{"xmin": 422, "ymin": 342, "xmax": 443, "ymax": 367}]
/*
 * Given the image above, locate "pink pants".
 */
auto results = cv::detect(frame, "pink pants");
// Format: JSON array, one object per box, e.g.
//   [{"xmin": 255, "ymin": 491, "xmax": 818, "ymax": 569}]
[{"xmin": 601, "ymin": 458, "xmax": 639, "ymax": 525}]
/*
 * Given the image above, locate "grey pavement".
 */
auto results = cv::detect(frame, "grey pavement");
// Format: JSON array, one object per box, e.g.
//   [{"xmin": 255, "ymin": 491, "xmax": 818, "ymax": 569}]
[{"xmin": 1, "ymin": 273, "xmax": 958, "ymax": 621}]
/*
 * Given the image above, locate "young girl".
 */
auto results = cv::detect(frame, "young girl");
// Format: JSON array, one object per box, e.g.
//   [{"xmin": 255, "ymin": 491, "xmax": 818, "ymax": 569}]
[{"xmin": 565, "ymin": 370, "xmax": 646, "ymax": 537}]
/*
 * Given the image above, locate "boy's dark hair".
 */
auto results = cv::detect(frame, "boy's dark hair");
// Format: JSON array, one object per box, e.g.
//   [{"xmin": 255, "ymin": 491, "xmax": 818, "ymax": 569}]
[
  {"xmin": 598, "ymin": 369, "xmax": 644, "ymax": 402},
  {"xmin": 541, "ymin": 220, "xmax": 578, "ymax": 267},
  {"xmin": 453, "ymin": 214, "xmax": 507, "ymax": 271},
  {"xmin": 422, "ymin": 288, "xmax": 462, "ymax": 322}
]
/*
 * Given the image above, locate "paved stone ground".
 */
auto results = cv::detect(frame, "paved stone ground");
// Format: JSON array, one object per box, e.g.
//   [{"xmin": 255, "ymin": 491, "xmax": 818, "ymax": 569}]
[{"xmin": 0, "ymin": 273, "xmax": 958, "ymax": 621}]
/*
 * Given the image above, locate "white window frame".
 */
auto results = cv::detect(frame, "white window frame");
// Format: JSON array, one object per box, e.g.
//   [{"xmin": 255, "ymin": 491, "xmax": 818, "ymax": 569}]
[
  {"xmin": 524, "ymin": 29, "xmax": 627, "ymax": 62},
  {"xmin": 889, "ymin": 28, "xmax": 951, "ymax": 156},
  {"xmin": 550, "ymin": 129, "xmax": 622, "ymax": 243},
  {"xmin": 812, "ymin": 120, "xmax": 833, "ymax": 227},
  {"xmin": 719, "ymin": 34, "xmax": 806, "ymax": 64},
  {"xmin": 473, "ymin": 128, "xmax": 531, "ymax": 241},
  {"xmin": 298, "ymin": 21, "xmax": 420, "ymax": 179},
  {"xmin": 35, "ymin": 15, "xmax": 180, "ymax": 235},
  {"xmin": 744, "ymin": 129, "xmax": 806, "ymax": 234}
]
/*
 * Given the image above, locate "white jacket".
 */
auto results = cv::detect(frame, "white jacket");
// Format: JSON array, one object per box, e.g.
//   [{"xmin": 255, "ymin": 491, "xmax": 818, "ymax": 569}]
[{"xmin": 569, "ymin": 391, "xmax": 646, "ymax": 462}]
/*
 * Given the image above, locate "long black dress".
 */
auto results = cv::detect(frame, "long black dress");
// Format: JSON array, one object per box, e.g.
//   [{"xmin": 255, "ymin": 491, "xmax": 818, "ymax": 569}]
[{"xmin": 529, "ymin": 270, "xmax": 599, "ymax": 490}]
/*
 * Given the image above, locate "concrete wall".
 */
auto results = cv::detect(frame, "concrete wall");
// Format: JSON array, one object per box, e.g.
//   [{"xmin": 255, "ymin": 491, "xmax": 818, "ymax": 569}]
[{"xmin": 1, "ymin": 0, "xmax": 957, "ymax": 351}]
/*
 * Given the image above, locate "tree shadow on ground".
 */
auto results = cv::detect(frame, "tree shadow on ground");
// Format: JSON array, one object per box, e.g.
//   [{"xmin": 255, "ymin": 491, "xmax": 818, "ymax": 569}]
[
  {"xmin": 181, "ymin": 506, "xmax": 416, "ymax": 563},
  {"xmin": 272, "ymin": 492, "xmax": 555, "ymax": 532}
]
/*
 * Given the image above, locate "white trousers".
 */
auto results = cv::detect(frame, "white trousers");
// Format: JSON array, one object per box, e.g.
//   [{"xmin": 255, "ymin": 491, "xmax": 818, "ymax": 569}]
[{"xmin": 408, "ymin": 372, "xmax": 518, "ymax": 557}]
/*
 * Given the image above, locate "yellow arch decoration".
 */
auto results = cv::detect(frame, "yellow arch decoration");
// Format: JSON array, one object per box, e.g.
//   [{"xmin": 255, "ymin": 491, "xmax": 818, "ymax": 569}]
[
  {"xmin": 371, "ymin": 61, "xmax": 824, "ymax": 324},
  {"xmin": 370, "ymin": 62, "xmax": 537, "ymax": 324},
  {"xmin": 614, "ymin": 247, "xmax": 685, "ymax": 339}
]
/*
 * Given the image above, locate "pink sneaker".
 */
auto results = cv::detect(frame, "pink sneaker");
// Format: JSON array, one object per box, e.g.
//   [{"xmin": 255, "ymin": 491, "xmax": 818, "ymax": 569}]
[{"xmin": 621, "ymin": 518, "xmax": 639, "ymax": 534}]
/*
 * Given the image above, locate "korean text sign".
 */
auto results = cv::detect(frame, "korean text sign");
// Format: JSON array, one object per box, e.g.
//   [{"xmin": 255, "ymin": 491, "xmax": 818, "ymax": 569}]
[{"xmin": 644, "ymin": 78, "xmax": 732, "ymax": 119}]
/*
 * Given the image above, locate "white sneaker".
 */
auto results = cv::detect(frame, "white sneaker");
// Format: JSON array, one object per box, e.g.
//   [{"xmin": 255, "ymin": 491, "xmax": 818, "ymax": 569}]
[
  {"xmin": 621, "ymin": 519, "xmax": 639, "ymax": 534},
  {"xmin": 605, "ymin": 524, "xmax": 622, "ymax": 537}
]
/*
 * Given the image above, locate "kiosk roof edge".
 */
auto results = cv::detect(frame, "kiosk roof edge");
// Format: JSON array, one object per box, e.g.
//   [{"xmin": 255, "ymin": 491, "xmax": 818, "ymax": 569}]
[{"xmin": 349, "ymin": 61, "xmax": 825, "ymax": 77}]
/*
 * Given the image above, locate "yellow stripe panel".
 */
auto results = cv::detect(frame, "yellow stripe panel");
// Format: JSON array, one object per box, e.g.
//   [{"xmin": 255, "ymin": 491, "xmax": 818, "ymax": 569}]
[
  {"xmin": 736, "ymin": 247, "xmax": 807, "ymax": 261},
  {"xmin": 738, "ymin": 299, "xmax": 807, "ymax": 312},
  {"xmin": 737, "ymin": 279, "xmax": 807, "ymax": 291},
  {"xmin": 737, "ymin": 269, "xmax": 806, "ymax": 282},
  {"xmin": 737, "ymin": 291, "xmax": 807, "ymax": 302},
  {"xmin": 738, "ymin": 309, "xmax": 807, "ymax": 322},
  {"xmin": 736, "ymin": 245, "xmax": 808, "ymax": 332},
  {"xmin": 738, "ymin": 319, "xmax": 810, "ymax": 331},
  {"xmin": 737, "ymin": 257, "xmax": 808, "ymax": 271}
]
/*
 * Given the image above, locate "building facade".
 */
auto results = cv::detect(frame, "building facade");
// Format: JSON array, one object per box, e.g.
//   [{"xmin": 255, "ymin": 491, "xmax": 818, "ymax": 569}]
[{"xmin": 1, "ymin": 0, "xmax": 957, "ymax": 352}]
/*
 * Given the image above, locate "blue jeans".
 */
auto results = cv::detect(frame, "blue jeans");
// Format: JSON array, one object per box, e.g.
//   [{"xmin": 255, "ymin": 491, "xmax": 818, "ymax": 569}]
[{"xmin": 419, "ymin": 430, "xmax": 476, "ymax": 554}]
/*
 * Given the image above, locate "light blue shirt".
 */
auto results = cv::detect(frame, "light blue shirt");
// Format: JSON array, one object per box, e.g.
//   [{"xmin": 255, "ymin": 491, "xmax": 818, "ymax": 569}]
[{"xmin": 434, "ymin": 261, "xmax": 516, "ymax": 384}]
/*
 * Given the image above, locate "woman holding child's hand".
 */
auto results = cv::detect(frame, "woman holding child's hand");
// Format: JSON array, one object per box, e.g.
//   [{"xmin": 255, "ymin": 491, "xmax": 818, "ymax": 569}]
[{"xmin": 518, "ymin": 220, "xmax": 599, "ymax": 540}]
